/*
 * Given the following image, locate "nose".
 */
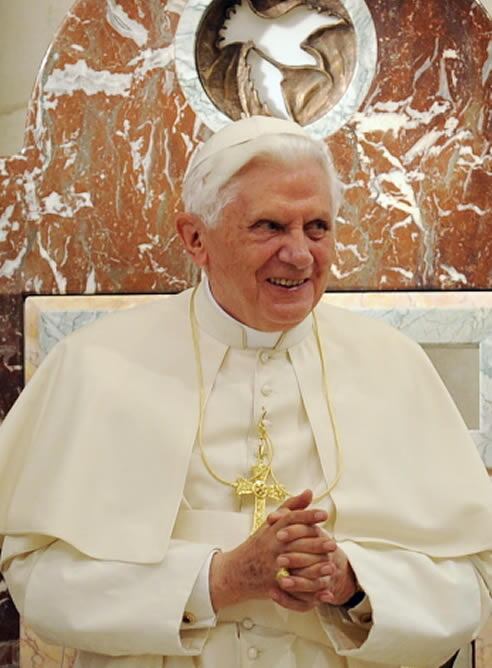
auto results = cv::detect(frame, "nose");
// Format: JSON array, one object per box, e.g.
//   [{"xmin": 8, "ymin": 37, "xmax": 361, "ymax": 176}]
[{"xmin": 277, "ymin": 229, "xmax": 313, "ymax": 270}]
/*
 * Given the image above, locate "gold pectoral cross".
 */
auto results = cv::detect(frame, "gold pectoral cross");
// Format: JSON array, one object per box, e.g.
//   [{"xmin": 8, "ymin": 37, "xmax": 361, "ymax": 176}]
[{"xmin": 234, "ymin": 411, "xmax": 288, "ymax": 533}]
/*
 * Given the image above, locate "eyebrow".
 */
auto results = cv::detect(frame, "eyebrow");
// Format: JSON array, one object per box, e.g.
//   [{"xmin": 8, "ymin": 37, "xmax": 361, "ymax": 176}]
[{"xmin": 249, "ymin": 209, "xmax": 333, "ymax": 223}]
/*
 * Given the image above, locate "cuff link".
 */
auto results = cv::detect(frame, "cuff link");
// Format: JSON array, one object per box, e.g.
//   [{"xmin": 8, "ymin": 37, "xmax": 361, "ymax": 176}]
[{"xmin": 182, "ymin": 611, "xmax": 197, "ymax": 625}]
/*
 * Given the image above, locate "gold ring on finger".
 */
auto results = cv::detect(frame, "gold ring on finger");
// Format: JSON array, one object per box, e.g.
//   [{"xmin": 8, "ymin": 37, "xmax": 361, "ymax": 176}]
[{"xmin": 275, "ymin": 567, "xmax": 290, "ymax": 581}]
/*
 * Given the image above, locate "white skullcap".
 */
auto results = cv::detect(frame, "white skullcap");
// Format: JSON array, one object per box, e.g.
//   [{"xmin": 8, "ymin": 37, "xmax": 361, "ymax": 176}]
[{"xmin": 187, "ymin": 115, "xmax": 312, "ymax": 176}]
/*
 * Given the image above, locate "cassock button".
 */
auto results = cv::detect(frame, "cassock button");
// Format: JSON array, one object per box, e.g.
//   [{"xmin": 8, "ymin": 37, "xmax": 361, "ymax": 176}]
[
  {"xmin": 242, "ymin": 617, "xmax": 254, "ymax": 630},
  {"xmin": 261, "ymin": 385, "xmax": 272, "ymax": 397},
  {"xmin": 259, "ymin": 351, "xmax": 271, "ymax": 364},
  {"xmin": 247, "ymin": 647, "xmax": 259, "ymax": 660}
]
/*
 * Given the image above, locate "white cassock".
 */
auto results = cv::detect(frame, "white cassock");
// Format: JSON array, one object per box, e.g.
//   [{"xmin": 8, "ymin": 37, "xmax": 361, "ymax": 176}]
[{"xmin": 0, "ymin": 281, "xmax": 491, "ymax": 668}]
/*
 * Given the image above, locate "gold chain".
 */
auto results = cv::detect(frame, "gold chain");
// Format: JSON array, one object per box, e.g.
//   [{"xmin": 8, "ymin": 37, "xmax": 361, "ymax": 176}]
[{"xmin": 189, "ymin": 286, "xmax": 344, "ymax": 502}]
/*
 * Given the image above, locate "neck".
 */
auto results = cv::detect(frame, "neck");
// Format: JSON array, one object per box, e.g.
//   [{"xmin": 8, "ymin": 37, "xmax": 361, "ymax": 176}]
[{"xmin": 204, "ymin": 278, "xmax": 283, "ymax": 348}]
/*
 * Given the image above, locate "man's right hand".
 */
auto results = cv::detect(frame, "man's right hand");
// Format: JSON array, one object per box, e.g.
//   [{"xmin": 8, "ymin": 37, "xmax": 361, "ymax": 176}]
[{"xmin": 209, "ymin": 491, "xmax": 329, "ymax": 613}]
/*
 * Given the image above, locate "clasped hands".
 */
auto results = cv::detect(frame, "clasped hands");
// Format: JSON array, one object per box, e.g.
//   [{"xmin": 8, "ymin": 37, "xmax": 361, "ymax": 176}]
[{"xmin": 210, "ymin": 489, "xmax": 357, "ymax": 613}]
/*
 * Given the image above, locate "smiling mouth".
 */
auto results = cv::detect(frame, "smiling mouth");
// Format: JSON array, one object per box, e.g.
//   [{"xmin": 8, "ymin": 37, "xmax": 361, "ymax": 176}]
[{"xmin": 267, "ymin": 278, "xmax": 309, "ymax": 288}]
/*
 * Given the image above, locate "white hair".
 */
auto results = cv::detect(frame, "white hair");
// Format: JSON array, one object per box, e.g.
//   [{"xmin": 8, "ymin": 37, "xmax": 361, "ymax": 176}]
[{"xmin": 182, "ymin": 133, "xmax": 343, "ymax": 227}]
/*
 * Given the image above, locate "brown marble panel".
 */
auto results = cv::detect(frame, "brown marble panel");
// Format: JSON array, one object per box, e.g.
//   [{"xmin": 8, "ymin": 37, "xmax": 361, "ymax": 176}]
[
  {"xmin": 0, "ymin": 574, "xmax": 18, "ymax": 666},
  {"xmin": 0, "ymin": 294, "xmax": 22, "ymax": 664},
  {"xmin": 0, "ymin": 0, "xmax": 489, "ymax": 307},
  {"xmin": 325, "ymin": 0, "xmax": 491, "ymax": 289},
  {"xmin": 0, "ymin": 293, "xmax": 22, "ymax": 421},
  {"xmin": 0, "ymin": 586, "xmax": 18, "ymax": 644},
  {"xmin": 0, "ymin": 641, "xmax": 19, "ymax": 668},
  {"xmin": 1, "ymin": 0, "xmax": 198, "ymax": 298}
]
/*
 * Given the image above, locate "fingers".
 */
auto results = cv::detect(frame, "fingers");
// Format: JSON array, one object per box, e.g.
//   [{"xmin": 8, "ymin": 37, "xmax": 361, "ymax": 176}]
[
  {"xmin": 281, "ymin": 489, "xmax": 313, "ymax": 511},
  {"xmin": 277, "ymin": 552, "xmax": 332, "ymax": 570},
  {"xmin": 315, "ymin": 562, "xmax": 358, "ymax": 606},
  {"xmin": 274, "ymin": 509, "xmax": 328, "ymax": 534},
  {"xmin": 319, "ymin": 562, "xmax": 336, "ymax": 576},
  {"xmin": 294, "ymin": 562, "xmax": 334, "ymax": 579},
  {"xmin": 317, "ymin": 589, "xmax": 336, "ymax": 605},
  {"xmin": 280, "ymin": 536, "xmax": 336, "ymax": 555},
  {"xmin": 316, "ymin": 577, "xmax": 352, "ymax": 606},
  {"xmin": 267, "ymin": 489, "xmax": 313, "ymax": 524},
  {"xmin": 277, "ymin": 574, "xmax": 327, "ymax": 594},
  {"xmin": 270, "ymin": 587, "xmax": 317, "ymax": 613},
  {"xmin": 266, "ymin": 508, "xmax": 289, "ymax": 525},
  {"xmin": 275, "ymin": 523, "xmax": 319, "ymax": 544},
  {"xmin": 281, "ymin": 535, "xmax": 335, "ymax": 554}
]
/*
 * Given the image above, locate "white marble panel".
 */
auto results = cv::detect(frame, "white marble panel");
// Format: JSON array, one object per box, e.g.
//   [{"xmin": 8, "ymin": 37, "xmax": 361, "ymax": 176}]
[
  {"xmin": 421, "ymin": 344, "xmax": 479, "ymax": 429},
  {"xmin": 321, "ymin": 291, "xmax": 492, "ymax": 468},
  {"xmin": 24, "ymin": 294, "xmax": 169, "ymax": 380},
  {"xmin": 477, "ymin": 0, "xmax": 492, "ymax": 18}
]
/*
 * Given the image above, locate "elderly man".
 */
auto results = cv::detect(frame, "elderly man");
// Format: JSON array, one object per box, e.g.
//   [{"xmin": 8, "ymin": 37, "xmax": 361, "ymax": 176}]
[{"xmin": 0, "ymin": 116, "xmax": 491, "ymax": 668}]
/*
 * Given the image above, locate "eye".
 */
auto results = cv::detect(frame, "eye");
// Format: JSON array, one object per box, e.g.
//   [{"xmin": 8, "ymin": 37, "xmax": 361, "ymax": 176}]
[
  {"xmin": 305, "ymin": 219, "xmax": 331, "ymax": 239},
  {"xmin": 252, "ymin": 220, "xmax": 284, "ymax": 233}
]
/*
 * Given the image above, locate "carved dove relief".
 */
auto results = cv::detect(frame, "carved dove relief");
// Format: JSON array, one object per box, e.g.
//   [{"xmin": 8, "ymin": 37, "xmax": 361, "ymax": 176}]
[
  {"xmin": 196, "ymin": 0, "xmax": 357, "ymax": 125},
  {"xmin": 217, "ymin": 0, "xmax": 345, "ymax": 120}
]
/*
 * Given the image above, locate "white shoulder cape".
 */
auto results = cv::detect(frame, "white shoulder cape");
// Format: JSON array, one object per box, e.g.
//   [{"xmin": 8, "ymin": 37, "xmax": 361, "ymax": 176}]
[{"xmin": 0, "ymin": 288, "xmax": 490, "ymax": 563}]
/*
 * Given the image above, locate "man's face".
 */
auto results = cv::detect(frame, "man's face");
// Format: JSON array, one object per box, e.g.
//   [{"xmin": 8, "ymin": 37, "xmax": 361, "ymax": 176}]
[{"xmin": 184, "ymin": 158, "xmax": 335, "ymax": 331}]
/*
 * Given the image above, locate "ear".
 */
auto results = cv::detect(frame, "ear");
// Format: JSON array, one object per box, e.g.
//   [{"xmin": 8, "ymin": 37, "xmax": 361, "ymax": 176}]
[{"xmin": 175, "ymin": 212, "xmax": 209, "ymax": 268}]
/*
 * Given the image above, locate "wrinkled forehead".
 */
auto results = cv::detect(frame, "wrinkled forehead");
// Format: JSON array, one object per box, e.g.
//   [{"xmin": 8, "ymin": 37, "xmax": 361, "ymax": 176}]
[{"xmin": 226, "ymin": 153, "xmax": 331, "ymax": 200}]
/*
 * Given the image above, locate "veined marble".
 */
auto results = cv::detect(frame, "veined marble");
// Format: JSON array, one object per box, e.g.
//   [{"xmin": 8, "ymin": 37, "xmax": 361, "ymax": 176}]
[{"xmin": 24, "ymin": 294, "xmax": 169, "ymax": 380}]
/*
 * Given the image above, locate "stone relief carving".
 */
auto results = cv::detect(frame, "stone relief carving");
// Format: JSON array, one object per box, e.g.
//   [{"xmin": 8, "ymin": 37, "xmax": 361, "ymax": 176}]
[{"xmin": 196, "ymin": 0, "xmax": 356, "ymax": 125}]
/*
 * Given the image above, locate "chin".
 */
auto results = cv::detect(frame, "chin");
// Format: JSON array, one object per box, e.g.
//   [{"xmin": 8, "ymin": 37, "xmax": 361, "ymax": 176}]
[{"xmin": 261, "ymin": 307, "xmax": 312, "ymax": 331}]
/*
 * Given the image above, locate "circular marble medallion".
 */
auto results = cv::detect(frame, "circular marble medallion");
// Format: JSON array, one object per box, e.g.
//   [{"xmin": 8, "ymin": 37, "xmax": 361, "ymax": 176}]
[{"xmin": 175, "ymin": 0, "xmax": 377, "ymax": 138}]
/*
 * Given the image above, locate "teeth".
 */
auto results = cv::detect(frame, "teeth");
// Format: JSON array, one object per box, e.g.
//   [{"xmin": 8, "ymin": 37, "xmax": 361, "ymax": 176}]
[{"xmin": 269, "ymin": 278, "xmax": 306, "ymax": 287}]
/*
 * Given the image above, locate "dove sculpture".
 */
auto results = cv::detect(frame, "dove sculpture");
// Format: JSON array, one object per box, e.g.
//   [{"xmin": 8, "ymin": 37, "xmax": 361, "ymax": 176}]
[
  {"xmin": 245, "ymin": 48, "xmax": 288, "ymax": 117},
  {"xmin": 218, "ymin": 0, "xmax": 343, "ymax": 67},
  {"xmin": 218, "ymin": 0, "xmax": 343, "ymax": 119}
]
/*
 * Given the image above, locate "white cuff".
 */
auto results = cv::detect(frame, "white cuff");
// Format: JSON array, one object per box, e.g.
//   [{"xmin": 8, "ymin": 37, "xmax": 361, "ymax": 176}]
[
  {"xmin": 346, "ymin": 595, "xmax": 372, "ymax": 628},
  {"xmin": 325, "ymin": 540, "xmax": 483, "ymax": 666},
  {"xmin": 181, "ymin": 550, "xmax": 218, "ymax": 630}
]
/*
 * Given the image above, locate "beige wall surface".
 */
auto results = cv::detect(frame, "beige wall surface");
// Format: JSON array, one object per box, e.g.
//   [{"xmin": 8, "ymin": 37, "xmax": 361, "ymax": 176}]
[
  {"xmin": 0, "ymin": 0, "xmax": 491, "ymax": 157},
  {"xmin": 0, "ymin": 0, "xmax": 74, "ymax": 157}
]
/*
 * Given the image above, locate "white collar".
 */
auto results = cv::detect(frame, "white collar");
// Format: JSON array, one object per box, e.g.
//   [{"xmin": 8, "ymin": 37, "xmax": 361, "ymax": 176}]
[{"xmin": 196, "ymin": 279, "xmax": 312, "ymax": 350}]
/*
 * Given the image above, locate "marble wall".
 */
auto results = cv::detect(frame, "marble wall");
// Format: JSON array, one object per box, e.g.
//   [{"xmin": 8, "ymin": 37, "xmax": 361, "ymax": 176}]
[{"xmin": 0, "ymin": 0, "xmax": 491, "ymax": 665}]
